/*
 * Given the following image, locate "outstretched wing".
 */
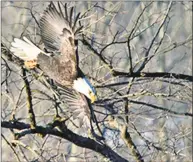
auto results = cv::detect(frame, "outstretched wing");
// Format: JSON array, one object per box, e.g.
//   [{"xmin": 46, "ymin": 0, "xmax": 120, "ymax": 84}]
[
  {"xmin": 40, "ymin": 2, "xmax": 74, "ymax": 51},
  {"xmin": 57, "ymin": 86, "xmax": 91, "ymax": 128},
  {"xmin": 38, "ymin": 2, "xmax": 82, "ymax": 85}
]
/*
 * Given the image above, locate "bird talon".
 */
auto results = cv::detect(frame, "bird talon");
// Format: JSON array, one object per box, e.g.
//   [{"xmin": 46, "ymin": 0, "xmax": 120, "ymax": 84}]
[{"xmin": 24, "ymin": 60, "xmax": 37, "ymax": 69}]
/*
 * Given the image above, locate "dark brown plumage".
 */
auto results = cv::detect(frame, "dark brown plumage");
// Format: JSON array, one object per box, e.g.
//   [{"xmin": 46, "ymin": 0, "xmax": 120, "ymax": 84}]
[
  {"xmin": 38, "ymin": 2, "xmax": 92, "ymax": 128},
  {"xmin": 10, "ymin": 2, "xmax": 96, "ymax": 129},
  {"xmin": 38, "ymin": 2, "xmax": 81, "ymax": 88}
]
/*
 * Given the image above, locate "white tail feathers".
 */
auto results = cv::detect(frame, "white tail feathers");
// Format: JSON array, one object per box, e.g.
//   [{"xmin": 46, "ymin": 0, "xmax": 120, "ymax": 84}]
[{"xmin": 10, "ymin": 37, "xmax": 47, "ymax": 61}]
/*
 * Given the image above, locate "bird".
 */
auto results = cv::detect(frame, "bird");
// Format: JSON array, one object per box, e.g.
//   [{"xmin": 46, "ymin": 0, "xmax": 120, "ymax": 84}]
[{"xmin": 10, "ymin": 2, "xmax": 97, "ymax": 128}]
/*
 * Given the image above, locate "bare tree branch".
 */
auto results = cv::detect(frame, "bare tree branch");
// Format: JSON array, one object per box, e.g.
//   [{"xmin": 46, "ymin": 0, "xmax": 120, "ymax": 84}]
[{"xmin": 2, "ymin": 120, "xmax": 129, "ymax": 162}]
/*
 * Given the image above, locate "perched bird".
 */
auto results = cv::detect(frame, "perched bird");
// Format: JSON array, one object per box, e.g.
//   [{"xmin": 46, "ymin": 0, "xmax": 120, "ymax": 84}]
[{"xmin": 10, "ymin": 2, "xmax": 97, "ymax": 128}]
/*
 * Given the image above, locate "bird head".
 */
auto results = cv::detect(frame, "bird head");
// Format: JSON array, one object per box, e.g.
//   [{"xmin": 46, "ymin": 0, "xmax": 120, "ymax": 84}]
[{"xmin": 73, "ymin": 77, "xmax": 97, "ymax": 103}]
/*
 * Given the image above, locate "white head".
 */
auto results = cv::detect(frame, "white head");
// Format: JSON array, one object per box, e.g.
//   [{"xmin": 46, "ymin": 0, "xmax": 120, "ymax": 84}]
[{"xmin": 73, "ymin": 77, "xmax": 97, "ymax": 103}]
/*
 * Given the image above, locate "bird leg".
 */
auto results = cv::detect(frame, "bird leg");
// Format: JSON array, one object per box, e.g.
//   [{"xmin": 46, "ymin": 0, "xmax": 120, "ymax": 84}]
[{"xmin": 24, "ymin": 59, "xmax": 37, "ymax": 69}]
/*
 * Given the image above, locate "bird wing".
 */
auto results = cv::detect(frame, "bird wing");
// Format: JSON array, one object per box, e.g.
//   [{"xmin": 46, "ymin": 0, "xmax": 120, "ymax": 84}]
[
  {"xmin": 38, "ymin": 2, "xmax": 82, "ymax": 85},
  {"xmin": 57, "ymin": 86, "xmax": 91, "ymax": 128}
]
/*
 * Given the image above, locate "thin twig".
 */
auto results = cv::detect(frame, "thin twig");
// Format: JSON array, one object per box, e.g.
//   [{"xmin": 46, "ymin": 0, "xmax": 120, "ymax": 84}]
[
  {"xmin": 2, "ymin": 134, "xmax": 21, "ymax": 162},
  {"xmin": 136, "ymin": 1, "xmax": 173, "ymax": 72}
]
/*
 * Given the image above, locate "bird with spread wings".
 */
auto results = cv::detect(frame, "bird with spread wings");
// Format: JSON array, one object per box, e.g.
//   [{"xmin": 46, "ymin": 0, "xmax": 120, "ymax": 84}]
[{"xmin": 10, "ymin": 2, "xmax": 97, "ymax": 128}]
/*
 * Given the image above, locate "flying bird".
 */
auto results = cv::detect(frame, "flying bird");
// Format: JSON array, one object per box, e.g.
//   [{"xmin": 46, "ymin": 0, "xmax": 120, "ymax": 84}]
[{"xmin": 10, "ymin": 2, "xmax": 97, "ymax": 128}]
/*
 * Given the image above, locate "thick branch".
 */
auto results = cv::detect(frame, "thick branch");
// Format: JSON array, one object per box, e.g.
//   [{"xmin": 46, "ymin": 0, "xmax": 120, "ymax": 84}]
[
  {"xmin": 129, "ymin": 100, "xmax": 193, "ymax": 117},
  {"xmin": 2, "ymin": 121, "xmax": 129, "ymax": 162},
  {"xmin": 113, "ymin": 72, "xmax": 193, "ymax": 82},
  {"xmin": 121, "ymin": 126, "xmax": 144, "ymax": 162},
  {"xmin": 22, "ymin": 68, "xmax": 36, "ymax": 128}
]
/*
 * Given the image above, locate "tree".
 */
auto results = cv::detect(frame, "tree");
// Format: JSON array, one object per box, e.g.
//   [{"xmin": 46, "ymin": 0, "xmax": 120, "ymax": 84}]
[{"xmin": 1, "ymin": 1, "xmax": 192, "ymax": 162}]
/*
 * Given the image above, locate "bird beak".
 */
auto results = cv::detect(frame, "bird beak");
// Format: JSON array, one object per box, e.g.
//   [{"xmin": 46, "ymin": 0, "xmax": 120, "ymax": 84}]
[{"xmin": 90, "ymin": 94, "xmax": 97, "ymax": 103}]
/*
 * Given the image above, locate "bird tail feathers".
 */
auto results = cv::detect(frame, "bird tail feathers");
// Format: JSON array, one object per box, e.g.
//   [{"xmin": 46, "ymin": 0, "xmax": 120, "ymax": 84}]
[{"xmin": 10, "ymin": 37, "xmax": 48, "ymax": 61}]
